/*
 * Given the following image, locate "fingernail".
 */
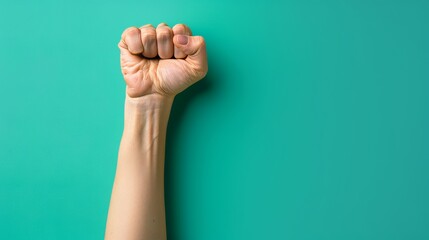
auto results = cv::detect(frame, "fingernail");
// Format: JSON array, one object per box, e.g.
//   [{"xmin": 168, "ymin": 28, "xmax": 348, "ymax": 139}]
[{"xmin": 177, "ymin": 35, "xmax": 188, "ymax": 45}]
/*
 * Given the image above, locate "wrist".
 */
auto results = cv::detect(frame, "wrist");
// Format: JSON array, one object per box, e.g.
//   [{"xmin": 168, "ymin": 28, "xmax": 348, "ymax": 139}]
[
  {"xmin": 122, "ymin": 93, "xmax": 173, "ymax": 138},
  {"xmin": 125, "ymin": 93, "xmax": 175, "ymax": 111}
]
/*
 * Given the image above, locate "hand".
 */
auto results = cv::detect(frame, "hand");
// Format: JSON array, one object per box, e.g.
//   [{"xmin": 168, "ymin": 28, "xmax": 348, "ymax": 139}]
[{"xmin": 118, "ymin": 23, "xmax": 208, "ymax": 98}]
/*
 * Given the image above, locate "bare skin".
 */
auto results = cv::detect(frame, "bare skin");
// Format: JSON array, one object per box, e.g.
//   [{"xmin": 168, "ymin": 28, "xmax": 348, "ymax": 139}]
[{"xmin": 105, "ymin": 23, "xmax": 208, "ymax": 240}]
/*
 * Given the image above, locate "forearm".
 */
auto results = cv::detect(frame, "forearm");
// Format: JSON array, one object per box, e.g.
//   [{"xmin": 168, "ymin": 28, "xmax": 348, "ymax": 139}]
[{"xmin": 105, "ymin": 94, "xmax": 174, "ymax": 240}]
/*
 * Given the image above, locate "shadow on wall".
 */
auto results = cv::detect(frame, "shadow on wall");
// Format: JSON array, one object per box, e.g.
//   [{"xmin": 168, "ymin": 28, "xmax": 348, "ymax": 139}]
[{"xmin": 164, "ymin": 52, "xmax": 221, "ymax": 239}]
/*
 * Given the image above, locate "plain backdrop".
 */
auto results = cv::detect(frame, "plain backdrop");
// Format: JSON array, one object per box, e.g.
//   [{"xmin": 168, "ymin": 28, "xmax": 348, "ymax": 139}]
[{"xmin": 0, "ymin": 0, "xmax": 428, "ymax": 239}]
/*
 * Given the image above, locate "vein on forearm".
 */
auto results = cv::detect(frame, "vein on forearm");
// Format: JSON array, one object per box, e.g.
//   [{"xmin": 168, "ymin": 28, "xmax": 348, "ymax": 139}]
[{"xmin": 119, "ymin": 97, "xmax": 172, "ymax": 170}]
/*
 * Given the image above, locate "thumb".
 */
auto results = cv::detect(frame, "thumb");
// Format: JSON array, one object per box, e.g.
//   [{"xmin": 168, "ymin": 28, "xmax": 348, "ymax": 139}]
[{"xmin": 173, "ymin": 35, "xmax": 208, "ymax": 74}]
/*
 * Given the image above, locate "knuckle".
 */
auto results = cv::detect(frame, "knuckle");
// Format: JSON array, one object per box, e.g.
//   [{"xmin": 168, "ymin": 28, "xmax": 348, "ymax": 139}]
[
  {"xmin": 157, "ymin": 30, "xmax": 172, "ymax": 40},
  {"xmin": 172, "ymin": 24, "xmax": 186, "ymax": 32},
  {"xmin": 140, "ymin": 23, "xmax": 154, "ymax": 28},
  {"xmin": 141, "ymin": 27, "xmax": 156, "ymax": 36},
  {"xmin": 141, "ymin": 31, "xmax": 156, "ymax": 41},
  {"xmin": 126, "ymin": 27, "xmax": 140, "ymax": 35},
  {"xmin": 195, "ymin": 36, "xmax": 206, "ymax": 47},
  {"xmin": 123, "ymin": 27, "xmax": 140, "ymax": 40},
  {"xmin": 157, "ymin": 22, "xmax": 168, "ymax": 27}
]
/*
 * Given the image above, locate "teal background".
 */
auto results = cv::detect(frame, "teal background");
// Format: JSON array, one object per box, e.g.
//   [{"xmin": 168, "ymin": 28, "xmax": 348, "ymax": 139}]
[{"xmin": 0, "ymin": 0, "xmax": 428, "ymax": 239}]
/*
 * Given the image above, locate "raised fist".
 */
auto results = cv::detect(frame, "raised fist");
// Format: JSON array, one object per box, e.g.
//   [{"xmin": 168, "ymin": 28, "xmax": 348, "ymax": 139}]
[{"xmin": 118, "ymin": 23, "xmax": 208, "ymax": 98}]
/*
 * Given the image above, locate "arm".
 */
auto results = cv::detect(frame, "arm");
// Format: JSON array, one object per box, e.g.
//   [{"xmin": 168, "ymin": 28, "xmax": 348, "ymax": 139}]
[
  {"xmin": 105, "ymin": 22, "xmax": 207, "ymax": 240},
  {"xmin": 105, "ymin": 95, "xmax": 173, "ymax": 239}
]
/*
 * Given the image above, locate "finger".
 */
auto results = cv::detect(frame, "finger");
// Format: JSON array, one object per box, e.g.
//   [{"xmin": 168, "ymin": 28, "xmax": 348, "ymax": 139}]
[
  {"xmin": 172, "ymin": 23, "xmax": 192, "ymax": 59},
  {"xmin": 139, "ymin": 24, "xmax": 157, "ymax": 58},
  {"xmin": 156, "ymin": 23, "xmax": 174, "ymax": 59},
  {"xmin": 121, "ymin": 27, "xmax": 143, "ymax": 54},
  {"xmin": 173, "ymin": 35, "xmax": 208, "ymax": 78}
]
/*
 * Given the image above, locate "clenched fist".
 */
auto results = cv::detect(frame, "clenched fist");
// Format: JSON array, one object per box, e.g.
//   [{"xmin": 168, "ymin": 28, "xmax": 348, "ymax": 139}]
[{"xmin": 118, "ymin": 23, "xmax": 208, "ymax": 98}]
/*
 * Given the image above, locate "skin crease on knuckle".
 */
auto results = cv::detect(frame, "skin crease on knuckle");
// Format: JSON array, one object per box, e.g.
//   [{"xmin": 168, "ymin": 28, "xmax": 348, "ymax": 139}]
[
  {"xmin": 141, "ymin": 34, "xmax": 156, "ymax": 50},
  {"xmin": 157, "ymin": 29, "xmax": 172, "ymax": 40},
  {"xmin": 135, "ymin": 28, "xmax": 154, "ymax": 58}
]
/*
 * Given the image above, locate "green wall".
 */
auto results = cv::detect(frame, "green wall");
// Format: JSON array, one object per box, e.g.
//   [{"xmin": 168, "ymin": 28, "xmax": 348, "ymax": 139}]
[{"xmin": 1, "ymin": 0, "xmax": 428, "ymax": 239}]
